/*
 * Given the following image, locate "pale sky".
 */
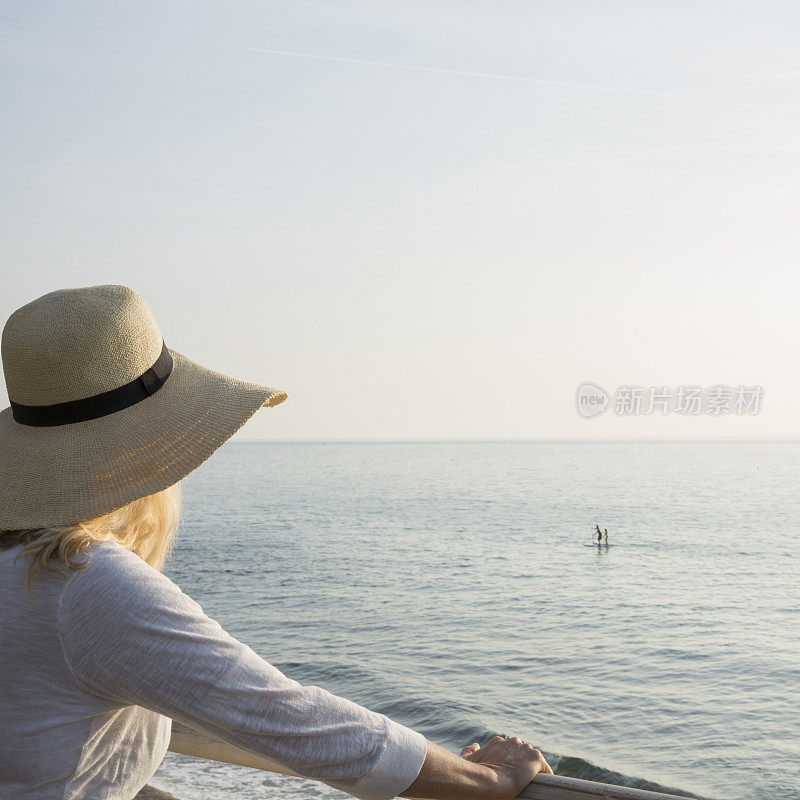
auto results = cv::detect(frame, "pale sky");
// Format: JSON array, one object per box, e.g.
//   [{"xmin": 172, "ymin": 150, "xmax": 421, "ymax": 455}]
[{"xmin": 2, "ymin": 2, "xmax": 799, "ymax": 440}]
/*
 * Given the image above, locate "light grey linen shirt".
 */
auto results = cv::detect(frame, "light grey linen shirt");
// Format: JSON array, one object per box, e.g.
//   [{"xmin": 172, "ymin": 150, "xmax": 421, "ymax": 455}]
[{"xmin": 0, "ymin": 541, "xmax": 427, "ymax": 800}]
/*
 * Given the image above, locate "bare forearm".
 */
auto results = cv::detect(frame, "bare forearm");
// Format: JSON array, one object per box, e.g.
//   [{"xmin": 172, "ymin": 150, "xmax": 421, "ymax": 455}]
[{"xmin": 401, "ymin": 740, "xmax": 500, "ymax": 800}]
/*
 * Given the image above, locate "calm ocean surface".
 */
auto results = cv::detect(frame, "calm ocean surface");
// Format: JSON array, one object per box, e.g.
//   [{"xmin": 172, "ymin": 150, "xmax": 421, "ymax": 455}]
[{"xmin": 151, "ymin": 442, "xmax": 799, "ymax": 800}]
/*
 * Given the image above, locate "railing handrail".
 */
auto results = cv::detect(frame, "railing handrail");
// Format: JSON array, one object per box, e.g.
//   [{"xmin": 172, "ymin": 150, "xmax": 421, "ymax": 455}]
[{"xmin": 168, "ymin": 721, "xmax": 688, "ymax": 800}]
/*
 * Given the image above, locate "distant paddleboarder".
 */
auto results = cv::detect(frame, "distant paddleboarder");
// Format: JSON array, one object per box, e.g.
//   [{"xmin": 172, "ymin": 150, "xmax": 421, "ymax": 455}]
[
  {"xmin": 595, "ymin": 525, "xmax": 602, "ymax": 543},
  {"xmin": 604, "ymin": 529, "xmax": 609, "ymax": 544}
]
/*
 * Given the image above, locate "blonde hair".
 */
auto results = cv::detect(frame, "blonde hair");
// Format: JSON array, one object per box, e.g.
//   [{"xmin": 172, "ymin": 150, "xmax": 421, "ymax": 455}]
[{"xmin": 0, "ymin": 482, "xmax": 182, "ymax": 594}]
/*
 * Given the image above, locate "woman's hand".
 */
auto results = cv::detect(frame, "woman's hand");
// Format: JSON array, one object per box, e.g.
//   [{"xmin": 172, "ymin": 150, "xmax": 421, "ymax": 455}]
[
  {"xmin": 402, "ymin": 736, "xmax": 553, "ymax": 800},
  {"xmin": 460, "ymin": 736, "xmax": 553, "ymax": 799}
]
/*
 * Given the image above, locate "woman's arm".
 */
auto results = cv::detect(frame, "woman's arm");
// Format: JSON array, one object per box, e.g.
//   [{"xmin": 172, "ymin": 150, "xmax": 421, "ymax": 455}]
[{"xmin": 58, "ymin": 542, "xmax": 551, "ymax": 800}]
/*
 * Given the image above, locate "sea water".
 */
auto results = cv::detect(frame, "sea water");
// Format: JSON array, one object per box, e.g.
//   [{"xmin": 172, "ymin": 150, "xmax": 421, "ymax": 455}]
[{"xmin": 150, "ymin": 442, "xmax": 800, "ymax": 800}]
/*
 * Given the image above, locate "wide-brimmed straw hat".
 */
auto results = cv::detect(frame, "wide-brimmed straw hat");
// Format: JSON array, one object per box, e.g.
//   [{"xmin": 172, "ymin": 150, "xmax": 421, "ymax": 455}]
[{"xmin": 0, "ymin": 285, "xmax": 286, "ymax": 530}]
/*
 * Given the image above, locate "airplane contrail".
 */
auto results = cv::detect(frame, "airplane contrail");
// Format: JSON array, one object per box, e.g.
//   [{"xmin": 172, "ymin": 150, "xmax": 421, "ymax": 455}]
[{"xmin": 240, "ymin": 46, "xmax": 784, "ymax": 111}]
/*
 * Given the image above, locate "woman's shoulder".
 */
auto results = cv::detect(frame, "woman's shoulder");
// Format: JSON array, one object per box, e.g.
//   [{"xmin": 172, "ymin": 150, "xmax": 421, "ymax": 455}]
[
  {"xmin": 78, "ymin": 540, "xmax": 163, "ymax": 587},
  {"xmin": 65, "ymin": 541, "xmax": 196, "ymax": 617},
  {"xmin": 85, "ymin": 539, "xmax": 152, "ymax": 569}
]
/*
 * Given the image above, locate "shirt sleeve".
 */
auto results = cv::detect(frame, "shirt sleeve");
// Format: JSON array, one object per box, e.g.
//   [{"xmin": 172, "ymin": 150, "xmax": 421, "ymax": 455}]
[{"xmin": 57, "ymin": 542, "xmax": 427, "ymax": 800}]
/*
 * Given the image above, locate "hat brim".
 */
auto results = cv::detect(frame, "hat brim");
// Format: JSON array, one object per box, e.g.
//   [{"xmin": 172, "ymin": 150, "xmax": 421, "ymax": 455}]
[{"xmin": 0, "ymin": 349, "xmax": 286, "ymax": 530}]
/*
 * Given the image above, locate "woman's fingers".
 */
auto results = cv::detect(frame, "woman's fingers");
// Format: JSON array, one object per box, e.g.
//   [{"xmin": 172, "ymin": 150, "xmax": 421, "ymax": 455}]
[
  {"xmin": 466, "ymin": 735, "xmax": 554, "ymax": 784},
  {"xmin": 527, "ymin": 747, "xmax": 554, "ymax": 777}
]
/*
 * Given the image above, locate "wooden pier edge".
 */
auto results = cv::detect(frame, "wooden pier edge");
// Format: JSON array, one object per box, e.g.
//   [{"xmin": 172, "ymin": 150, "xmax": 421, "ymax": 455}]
[{"xmin": 168, "ymin": 722, "xmax": 686, "ymax": 800}]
